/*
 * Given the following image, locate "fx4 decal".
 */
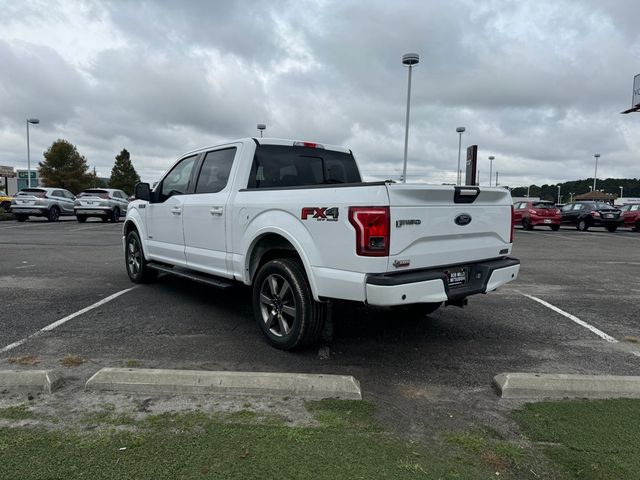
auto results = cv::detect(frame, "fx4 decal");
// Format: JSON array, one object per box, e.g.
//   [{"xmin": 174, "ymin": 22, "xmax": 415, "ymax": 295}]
[{"xmin": 301, "ymin": 207, "xmax": 339, "ymax": 221}]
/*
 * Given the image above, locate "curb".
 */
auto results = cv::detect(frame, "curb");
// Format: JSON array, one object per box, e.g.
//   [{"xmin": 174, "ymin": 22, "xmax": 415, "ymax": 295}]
[
  {"xmin": 86, "ymin": 368, "xmax": 362, "ymax": 400},
  {"xmin": 494, "ymin": 372, "xmax": 640, "ymax": 399},
  {"xmin": 0, "ymin": 370, "xmax": 64, "ymax": 394}
]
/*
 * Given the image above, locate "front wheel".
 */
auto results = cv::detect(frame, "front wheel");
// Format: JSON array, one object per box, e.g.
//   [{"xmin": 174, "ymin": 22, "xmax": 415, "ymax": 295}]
[
  {"xmin": 522, "ymin": 218, "xmax": 533, "ymax": 230},
  {"xmin": 550, "ymin": 224, "xmax": 560, "ymax": 231},
  {"xmin": 577, "ymin": 219, "xmax": 589, "ymax": 231},
  {"xmin": 76, "ymin": 215, "xmax": 87, "ymax": 223},
  {"xmin": 111, "ymin": 207, "xmax": 120, "ymax": 223},
  {"xmin": 253, "ymin": 258, "xmax": 325, "ymax": 350},
  {"xmin": 606, "ymin": 225, "xmax": 618, "ymax": 233},
  {"xmin": 47, "ymin": 205, "xmax": 60, "ymax": 222},
  {"xmin": 125, "ymin": 230, "xmax": 157, "ymax": 283},
  {"xmin": 1, "ymin": 201, "xmax": 10, "ymax": 212},
  {"xmin": 16, "ymin": 214, "xmax": 28, "ymax": 222}
]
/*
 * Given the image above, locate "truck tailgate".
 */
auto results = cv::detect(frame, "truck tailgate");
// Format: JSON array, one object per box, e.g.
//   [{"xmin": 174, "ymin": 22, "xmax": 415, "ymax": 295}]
[{"xmin": 386, "ymin": 184, "xmax": 513, "ymax": 272}]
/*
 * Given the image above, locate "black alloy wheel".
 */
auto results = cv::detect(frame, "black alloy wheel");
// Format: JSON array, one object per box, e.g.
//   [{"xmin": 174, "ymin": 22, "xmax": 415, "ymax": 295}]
[
  {"xmin": 125, "ymin": 230, "xmax": 157, "ymax": 283},
  {"xmin": 253, "ymin": 258, "xmax": 325, "ymax": 350},
  {"xmin": 47, "ymin": 205, "xmax": 60, "ymax": 222}
]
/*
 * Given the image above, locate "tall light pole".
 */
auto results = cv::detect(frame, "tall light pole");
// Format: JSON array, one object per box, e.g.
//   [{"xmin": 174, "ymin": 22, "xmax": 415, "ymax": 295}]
[
  {"xmin": 570, "ymin": 192, "xmax": 574, "ymax": 202},
  {"xmin": 488, "ymin": 156, "xmax": 495, "ymax": 187},
  {"xmin": 557, "ymin": 185, "xmax": 561, "ymax": 204},
  {"xmin": 593, "ymin": 153, "xmax": 600, "ymax": 191},
  {"xmin": 257, "ymin": 124, "xmax": 266, "ymax": 138},
  {"xmin": 619, "ymin": 185, "xmax": 623, "ymax": 199},
  {"xmin": 26, "ymin": 118, "xmax": 40, "ymax": 188},
  {"xmin": 401, "ymin": 53, "xmax": 419, "ymax": 184},
  {"xmin": 456, "ymin": 127, "xmax": 465, "ymax": 185},
  {"xmin": 527, "ymin": 185, "xmax": 530, "ymax": 198}
]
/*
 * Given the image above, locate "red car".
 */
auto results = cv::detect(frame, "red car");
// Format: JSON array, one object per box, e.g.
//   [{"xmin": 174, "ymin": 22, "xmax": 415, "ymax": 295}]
[
  {"xmin": 620, "ymin": 204, "xmax": 640, "ymax": 231},
  {"xmin": 514, "ymin": 200, "xmax": 561, "ymax": 231}
]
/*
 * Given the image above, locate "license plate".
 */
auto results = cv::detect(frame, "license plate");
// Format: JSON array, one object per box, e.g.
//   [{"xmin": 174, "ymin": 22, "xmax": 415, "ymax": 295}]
[
  {"xmin": 605, "ymin": 214, "xmax": 613, "ymax": 219},
  {"xmin": 544, "ymin": 219, "xmax": 552, "ymax": 223},
  {"xmin": 446, "ymin": 267, "xmax": 467, "ymax": 288}
]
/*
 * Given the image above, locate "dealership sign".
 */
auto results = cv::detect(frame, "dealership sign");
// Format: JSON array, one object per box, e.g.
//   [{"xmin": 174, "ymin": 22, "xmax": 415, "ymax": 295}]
[{"xmin": 17, "ymin": 170, "xmax": 37, "ymax": 179}]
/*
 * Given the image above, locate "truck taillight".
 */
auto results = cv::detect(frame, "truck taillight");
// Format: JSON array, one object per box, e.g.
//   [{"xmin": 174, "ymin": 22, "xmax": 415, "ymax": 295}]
[
  {"xmin": 348, "ymin": 207, "xmax": 390, "ymax": 256},
  {"xmin": 510, "ymin": 204, "xmax": 515, "ymax": 243}
]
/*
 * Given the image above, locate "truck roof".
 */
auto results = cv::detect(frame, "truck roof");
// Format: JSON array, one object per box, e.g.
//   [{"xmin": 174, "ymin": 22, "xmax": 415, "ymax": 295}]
[{"xmin": 182, "ymin": 137, "xmax": 351, "ymax": 157}]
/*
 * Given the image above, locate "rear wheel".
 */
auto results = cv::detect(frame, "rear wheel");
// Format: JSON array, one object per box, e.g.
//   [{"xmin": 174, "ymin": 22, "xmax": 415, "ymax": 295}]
[
  {"xmin": 550, "ymin": 224, "xmax": 560, "ymax": 231},
  {"xmin": 253, "ymin": 258, "xmax": 325, "ymax": 350},
  {"xmin": 101, "ymin": 216, "xmax": 109, "ymax": 223},
  {"xmin": 606, "ymin": 225, "xmax": 618, "ymax": 233},
  {"xmin": 111, "ymin": 207, "xmax": 120, "ymax": 223},
  {"xmin": 76, "ymin": 216, "xmax": 87, "ymax": 223},
  {"xmin": 1, "ymin": 201, "xmax": 10, "ymax": 212},
  {"xmin": 635, "ymin": 221, "xmax": 640, "ymax": 232},
  {"xmin": 392, "ymin": 302, "xmax": 442, "ymax": 318},
  {"xmin": 47, "ymin": 205, "xmax": 60, "ymax": 222},
  {"xmin": 577, "ymin": 218, "xmax": 589, "ymax": 231},
  {"xmin": 125, "ymin": 230, "xmax": 157, "ymax": 283},
  {"xmin": 16, "ymin": 214, "xmax": 27, "ymax": 222},
  {"xmin": 522, "ymin": 218, "xmax": 533, "ymax": 230}
]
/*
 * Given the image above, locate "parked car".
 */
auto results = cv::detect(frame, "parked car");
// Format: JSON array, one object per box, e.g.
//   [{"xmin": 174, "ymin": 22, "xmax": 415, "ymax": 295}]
[
  {"xmin": 11, "ymin": 187, "xmax": 75, "ymax": 222},
  {"xmin": 560, "ymin": 201, "xmax": 623, "ymax": 232},
  {"xmin": 513, "ymin": 200, "xmax": 561, "ymax": 230},
  {"xmin": 620, "ymin": 203, "xmax": 640, "ymax": 231},
  {"xmin": 0, "ymin": 194, "xmax": 13, "ymax": 212},
  {"xmin": 124, "ymin": 137, "xmax": 519, "ymax": 350},
  {"xmin": 74, "ymin": 188, "xmax": 130, "ymax": 222}
]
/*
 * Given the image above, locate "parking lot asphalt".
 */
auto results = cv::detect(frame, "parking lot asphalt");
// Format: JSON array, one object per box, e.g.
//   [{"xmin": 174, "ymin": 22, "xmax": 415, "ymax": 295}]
[{"xmin": 1, "ymin": 218, "xmax": 639, "ymax": 437}]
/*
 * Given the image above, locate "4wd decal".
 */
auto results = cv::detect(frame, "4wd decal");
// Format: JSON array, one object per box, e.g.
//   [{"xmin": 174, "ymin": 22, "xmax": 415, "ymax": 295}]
[{"xmin": 301, "ymin": 207, "xmax": 339, "ymax": 221}]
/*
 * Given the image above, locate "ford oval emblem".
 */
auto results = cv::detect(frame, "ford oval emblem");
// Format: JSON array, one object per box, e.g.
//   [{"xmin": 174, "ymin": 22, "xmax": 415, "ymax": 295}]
[{"xmin": 455, "ymin": 213, "xmax": 472, "ymax": 226}]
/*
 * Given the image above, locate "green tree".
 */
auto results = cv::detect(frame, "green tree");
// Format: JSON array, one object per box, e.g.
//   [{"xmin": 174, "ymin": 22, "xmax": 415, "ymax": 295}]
[
  {"xmin": 38, "ymin": 139, "xmax": 92, "ymax": 194},
  {"xmin": 109, "ymin": 149, "xmax": 140, "ymax": 195}
]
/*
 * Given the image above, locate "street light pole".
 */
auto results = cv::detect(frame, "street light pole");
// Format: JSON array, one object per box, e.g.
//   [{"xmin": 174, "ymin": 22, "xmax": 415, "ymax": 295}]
[
  {"xmin": 619, "ymin": 186, "xmax": 623, "ymax": 199},
  {"xmin": 257, "ymin": 124, "xmax": 266, "ymax": 138},
  {"xmin": 456, "ymin": 127, "xmax": 465, "ymax": 185},
  {"xmin": 26, "ymin": 118, "xmax": 40, "ymax": 188},
  {"xmin": 401, "ymin": 53, "xmax": 419, "ymax": 184},
  {"xmin": 557, "ymin": 185, "xmax": 561, "ymax": 204},
  {"xmin": 593, "ymin": 153, "xmax": 600, "ymax": 191},
  {"xmin": 488, "ymin": 156, "xmax": 495, "ymax": 187}
]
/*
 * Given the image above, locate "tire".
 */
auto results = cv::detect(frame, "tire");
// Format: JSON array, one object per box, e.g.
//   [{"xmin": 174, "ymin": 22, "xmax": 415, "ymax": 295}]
[
  {"xmin": 111, "ymin": 207, "xmax": 120, "ymax": 223},
  {"xmin": 101, "ymin": 216, "xmax": 109, "ymax": 223},
  {"xmin": 577, "ymin": 218, "xmax": 589, "ymax": 231},
  {"xmin": 606, "ymin": 225, "xmax": 617, "ymax": 233},
  {"xmin": 47, "ymin": 205, "xmax": 60, "ymax": 222},
  {"xmin": 522, "ymin": 218, "xmax": 533, "ymax": 230},
  {"xmin": 77, "ymin": 216, "xmax": 87, "ymax": 223},
  {"xmin": 392, "ymin": 302, "xmax": 442, "ymax": 318},
  {"xmin": 635, "ymin": 221, "xmax": 640, "ymax": 232},
  {"xmin": 550, "ymin": 224, "xmax": 560, "ymax": 231},
  {"xmin": 253, "ymin": 258, "xmax": 325, "ymax": 350},
  {"xmin": 1, "ymin": 201, "xmax": 10, "ymax": 212},
  {"xmin": 125, "ymin": 230, "xmax": 157, "ymax": 283},
  {"xmin": 16, "ymin": 214, "xmax": 27, "ymax": 222}
]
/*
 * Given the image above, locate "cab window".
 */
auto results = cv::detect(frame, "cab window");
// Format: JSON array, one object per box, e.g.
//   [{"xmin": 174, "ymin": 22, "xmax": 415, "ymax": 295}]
[
  {"xmin": 160, "ymin": 156, "xmax": 197, "ymax": 201},
  {"xmin": 195, "ymin": 148, "xmax": 236, "ymax": 194}
]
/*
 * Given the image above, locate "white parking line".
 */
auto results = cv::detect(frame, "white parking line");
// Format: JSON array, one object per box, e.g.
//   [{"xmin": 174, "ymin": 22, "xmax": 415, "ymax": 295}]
[
  {"xmin": 522, "ymin": 293, "xmax": 640, "ymax": 358},
  {"xmin": 522, "ymin": 293, "xmax": 617, "ymax": 342},
  {"xmin": 0, "ymin": 287, "xmax": 138, "ymax": 354}
]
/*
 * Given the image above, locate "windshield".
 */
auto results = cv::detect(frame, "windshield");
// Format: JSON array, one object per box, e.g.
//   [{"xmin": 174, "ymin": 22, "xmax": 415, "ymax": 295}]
[
  {"xmin": 18, "ymin": 189, "xmax": 46, "ymax": 197},
  {"xmin": 79, "ymin": 190, "xmax": 108, "ymax": 197}
]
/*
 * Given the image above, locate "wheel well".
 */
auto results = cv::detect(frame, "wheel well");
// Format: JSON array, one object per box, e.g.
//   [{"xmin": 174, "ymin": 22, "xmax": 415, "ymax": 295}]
[
  {"xmin": 124, "ymin": 220, "xmax": 137, "ymax": 236},
  {"xmin": 248, "ymin": 234, "xmax": 302, "ymax": 284}
]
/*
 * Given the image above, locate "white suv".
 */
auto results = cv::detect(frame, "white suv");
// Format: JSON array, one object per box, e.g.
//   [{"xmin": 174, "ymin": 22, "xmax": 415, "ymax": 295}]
[{"xmin": 74, "ymin": 188, "xmax": 130, "ymax": 223}]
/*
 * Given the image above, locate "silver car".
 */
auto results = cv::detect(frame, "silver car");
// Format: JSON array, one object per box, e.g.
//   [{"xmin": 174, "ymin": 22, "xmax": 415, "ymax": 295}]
[
  {"xmin": 74, "ymin": 188, "xmax": 130, "ymax": 223},
  {"xmin": 11, "ymin": 187, "xmax": 75, "ymax": 222}
]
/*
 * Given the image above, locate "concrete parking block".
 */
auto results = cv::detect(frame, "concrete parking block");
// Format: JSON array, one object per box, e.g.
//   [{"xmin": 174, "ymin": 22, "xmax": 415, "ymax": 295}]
[
  {"xmin": 494, "ymin": 372, "xmax": 640, "ymax": 399},
  {"xmin": 86, "ymin": 368, "xmax": 362, "ymax": 400},
  {"xmin": 0, "ymin": 370, "xmax": 64, "ymax": 393}
]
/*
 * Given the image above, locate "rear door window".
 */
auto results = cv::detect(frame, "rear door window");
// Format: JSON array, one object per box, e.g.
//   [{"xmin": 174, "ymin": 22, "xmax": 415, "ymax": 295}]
[
  {"xmin": 247, "ymin": 145, "xmax": 361, "ymax": 189},
  {"xmin": 195, "ymin": 148, "xmax": 236, "ymax": 194}
]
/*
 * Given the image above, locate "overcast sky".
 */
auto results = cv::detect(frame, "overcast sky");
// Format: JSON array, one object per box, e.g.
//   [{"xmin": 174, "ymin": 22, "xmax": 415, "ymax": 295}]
[{"xmin": 0, "ymin": 0, "xmax": 638, "ymax": 187}]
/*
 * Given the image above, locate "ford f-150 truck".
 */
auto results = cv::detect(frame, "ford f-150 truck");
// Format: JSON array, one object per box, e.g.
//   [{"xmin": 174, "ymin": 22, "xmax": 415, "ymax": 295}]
[{"xmin": 124, "ymin": 138, "xmax": 520, "ymax": 350}]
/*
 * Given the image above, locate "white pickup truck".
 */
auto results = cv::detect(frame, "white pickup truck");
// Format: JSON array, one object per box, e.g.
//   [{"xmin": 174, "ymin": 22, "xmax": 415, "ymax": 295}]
[{"xmin": 124, "ymin": 138, "xmax": 519, "ymax": 349}]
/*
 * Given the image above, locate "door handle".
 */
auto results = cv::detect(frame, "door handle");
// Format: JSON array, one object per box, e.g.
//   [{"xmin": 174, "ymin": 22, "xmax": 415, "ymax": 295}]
[
  {"xmin": 171, "ymin": 207, "xmax": 182, "ymax": 215},
  {"xmin": 209, "ymin": 207, "xmax": 223, "ymax": 216}
]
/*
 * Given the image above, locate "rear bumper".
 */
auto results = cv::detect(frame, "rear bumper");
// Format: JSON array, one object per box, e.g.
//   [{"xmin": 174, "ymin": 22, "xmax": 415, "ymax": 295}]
[
  {"xmin": 11, "ymin": 206, "xmax": 48, "ymax": 216},
  {"xmin": 529, "ymin": 215, "xmax": 560, "ymax": 225},
  {"xmin": 365, "ymin": 257, "xmax": 520, "ymax": 306},
  {"xmin": 75, "ymin": 207, "xmax": 111, "ymax": 216}
]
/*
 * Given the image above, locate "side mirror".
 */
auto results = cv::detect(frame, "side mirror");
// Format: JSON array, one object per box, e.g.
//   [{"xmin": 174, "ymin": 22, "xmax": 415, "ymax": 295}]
[{"xmin": 134, "ymin": 182, "xmax": 151, "ymax": 201}]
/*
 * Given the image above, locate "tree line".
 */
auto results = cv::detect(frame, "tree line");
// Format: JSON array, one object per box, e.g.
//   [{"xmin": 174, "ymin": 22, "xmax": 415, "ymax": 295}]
[
  {"xmin": 510, "ymin": 178, "xmax": 640, "ymax": 202},
  {"xmin": 37, "ymin": 139, "xmax": 141, "ymax": 195}
]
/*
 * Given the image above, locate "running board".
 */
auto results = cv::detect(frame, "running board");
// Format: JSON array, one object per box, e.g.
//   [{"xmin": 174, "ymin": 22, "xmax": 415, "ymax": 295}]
[{"xmin": 147, "ymin": 262, "xmax": 235, "ymax": 289}]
